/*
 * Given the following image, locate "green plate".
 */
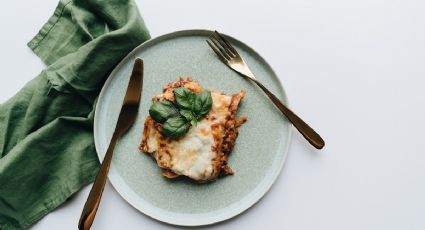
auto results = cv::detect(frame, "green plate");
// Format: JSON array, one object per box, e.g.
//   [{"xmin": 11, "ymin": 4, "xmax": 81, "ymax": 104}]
[{"xmin": 94, "ymin": 29, "xmax": 291, "ymax": 226}]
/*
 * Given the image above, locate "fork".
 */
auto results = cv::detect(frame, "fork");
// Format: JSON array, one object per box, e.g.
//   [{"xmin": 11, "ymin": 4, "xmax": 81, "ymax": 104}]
[{"xmin": 207, "ymin": 31, "xmax": 325, "ymax": 149}]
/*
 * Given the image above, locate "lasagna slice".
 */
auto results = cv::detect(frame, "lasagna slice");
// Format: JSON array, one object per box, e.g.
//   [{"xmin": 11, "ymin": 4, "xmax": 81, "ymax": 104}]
[{"xmin": 139, "ymin": 77, "xmax": 247, "ymax": 182}]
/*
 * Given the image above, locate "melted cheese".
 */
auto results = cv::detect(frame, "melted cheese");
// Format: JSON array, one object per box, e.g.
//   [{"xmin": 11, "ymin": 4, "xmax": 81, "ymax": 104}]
[
  {"xmin": 140, "ymin": 77, "xmax": 246, "ymax": 182},
  {"xmin": 146, "ymin": 92, "xmax": 232, "ymax": 181},
  {"xmin": 167, "ymin": 119, "xmax": 215, "ymax": 180}
]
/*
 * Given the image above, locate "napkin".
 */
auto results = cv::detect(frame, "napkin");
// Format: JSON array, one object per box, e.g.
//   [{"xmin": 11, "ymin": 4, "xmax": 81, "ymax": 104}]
[{"xmin": 0, "ymin": 0, "xmax": 150, "ymax": 229}]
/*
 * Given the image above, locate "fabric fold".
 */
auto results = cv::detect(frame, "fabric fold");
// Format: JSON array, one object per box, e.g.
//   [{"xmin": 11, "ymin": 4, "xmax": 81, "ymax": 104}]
[{"xmin": 0, "ymin": 0, "xmax": 150, "ymax": 229}]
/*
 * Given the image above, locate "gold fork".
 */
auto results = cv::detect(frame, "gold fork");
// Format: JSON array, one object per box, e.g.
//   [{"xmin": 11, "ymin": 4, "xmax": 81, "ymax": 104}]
[{"xmin": 207, "ymin": 31, "xmax": 325, "ymax": 149}]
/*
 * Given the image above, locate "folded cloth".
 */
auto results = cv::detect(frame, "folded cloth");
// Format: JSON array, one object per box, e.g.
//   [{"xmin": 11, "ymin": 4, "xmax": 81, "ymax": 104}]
[{"xmin": 0, "ymin": 0, "xmax": 150, "ymax": 229}]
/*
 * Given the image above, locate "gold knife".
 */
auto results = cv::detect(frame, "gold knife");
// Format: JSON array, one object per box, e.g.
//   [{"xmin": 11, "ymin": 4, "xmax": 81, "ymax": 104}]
[{"xmin": 78, "ymin": 58, "xmax": 144, "ymax": 230}]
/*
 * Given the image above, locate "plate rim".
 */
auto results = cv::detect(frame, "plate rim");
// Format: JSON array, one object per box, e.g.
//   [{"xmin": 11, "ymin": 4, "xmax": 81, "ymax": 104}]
[{"xmin": 94, "ymin": 29, "xmax": 292, "ymax": 226}]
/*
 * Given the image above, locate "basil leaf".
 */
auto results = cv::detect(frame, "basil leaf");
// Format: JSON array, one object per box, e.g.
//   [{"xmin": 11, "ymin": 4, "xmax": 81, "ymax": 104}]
[
  {"xmin": 161, "ymin": 116, "xmax": 190, "ymax": 139},
  {"xmin": 151, "ymin": 88, "xmax": 212, "ymax": 139},
  {"xmin": 173, "ymin": 87, "xmax": 195, "ymax": 110},
  {"xmin": 190, "ymin": 119, "xmax": 197, "ymax": 126},
  {"xmin": 180, "ymin": 109, "xmax": 197, "ymax": 126},
  {"xmin": 193, "ymin": 90, "xmax": 212, "ymax": 119},
  {"xmin": 149, "ymin": 100, "xmax": 179, "ymax": 123}
]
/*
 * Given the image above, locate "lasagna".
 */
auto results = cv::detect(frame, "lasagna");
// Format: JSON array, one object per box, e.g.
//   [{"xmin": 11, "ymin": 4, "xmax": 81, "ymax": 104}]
[{"xmin": 139, "ymin": 77, "xmax": 247, "ymax": 182}]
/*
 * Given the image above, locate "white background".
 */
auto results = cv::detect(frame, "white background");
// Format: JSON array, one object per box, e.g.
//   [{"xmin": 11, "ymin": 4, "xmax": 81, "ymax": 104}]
[{"xmin": 1, "ymin": 0, "xmax": 425, "ymax": 229}]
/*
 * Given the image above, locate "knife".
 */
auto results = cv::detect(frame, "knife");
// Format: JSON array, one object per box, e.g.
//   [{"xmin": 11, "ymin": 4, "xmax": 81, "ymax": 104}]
[{"xmin": 78, "ymin": 58, "xmax": 144, "ymax": 230}]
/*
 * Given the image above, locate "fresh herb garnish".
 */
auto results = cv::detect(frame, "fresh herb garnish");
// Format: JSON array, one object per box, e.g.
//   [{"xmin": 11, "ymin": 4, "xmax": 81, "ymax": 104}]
[
  {"xmin": 193, "ymin": 90, "xmax": 213, "ymax": 119},
  {"xmin": 173, "ymin": 87, "xmax": 212, "ymax": 126},
  {"xmin": 180, "ymin": 109, "xmax": 197, "ymax": 126},
  {"xmin": 149, "ymin": 100, "xmax": 179, "ymax": 123},
  {"xmin": 148, "ymin": 87, "xmax": 213, "ymax": 139},
  {"xmin": 161, "ymin": 116, "xmax": 191, "ymax": 139},
  {"xmin": 173, "ymin": 87, "xmax": 195, "ymax": 110}
]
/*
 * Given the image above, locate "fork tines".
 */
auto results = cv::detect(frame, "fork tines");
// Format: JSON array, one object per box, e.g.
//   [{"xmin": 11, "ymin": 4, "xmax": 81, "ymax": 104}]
[{"xmin": 207, "ymin": 31, "xmax": 239, "ymax": 63}]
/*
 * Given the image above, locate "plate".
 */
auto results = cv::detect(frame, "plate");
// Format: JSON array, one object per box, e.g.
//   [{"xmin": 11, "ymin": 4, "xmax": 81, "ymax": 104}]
[{"xmin": 94, "ymin": 29, "xmax": 292, "ymax": 226}]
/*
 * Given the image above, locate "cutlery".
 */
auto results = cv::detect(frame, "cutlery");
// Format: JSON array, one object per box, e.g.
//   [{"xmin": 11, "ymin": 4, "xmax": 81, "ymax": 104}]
[
  {"xmin": 207, "ymin": 31, "xmax": 324, "ymax": 149},
  {"xmin": 78, "ymin": 58, "xmax": 144, "ymax": 230}
]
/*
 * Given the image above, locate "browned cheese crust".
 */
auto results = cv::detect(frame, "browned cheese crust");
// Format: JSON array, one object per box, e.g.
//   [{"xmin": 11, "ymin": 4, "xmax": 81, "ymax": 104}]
[{"xmin": 139, "ymin": 77, "xmax": 247, "ymax": 182}]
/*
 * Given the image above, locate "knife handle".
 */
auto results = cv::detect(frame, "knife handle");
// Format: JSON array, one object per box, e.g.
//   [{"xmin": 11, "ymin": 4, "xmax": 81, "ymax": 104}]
[{"xmin": 78, "ymin": 133, "xmax": 119, "ymax": 230}]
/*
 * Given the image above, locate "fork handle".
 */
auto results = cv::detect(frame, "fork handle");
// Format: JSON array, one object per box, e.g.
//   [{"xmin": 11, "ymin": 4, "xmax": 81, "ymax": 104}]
[
  {"xmin": 78, "ymin": 133, "xmax": 119, "ymax": 230},
  {"xmin": 252, "ymin": 79, "xmax": 325, "ymax": 149}
]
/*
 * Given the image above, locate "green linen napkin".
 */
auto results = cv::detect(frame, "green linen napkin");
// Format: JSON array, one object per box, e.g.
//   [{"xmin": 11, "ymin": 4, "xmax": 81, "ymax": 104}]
[{"xmin": 0, "ymin": 0, "xmax": 150, "ymax": 229}]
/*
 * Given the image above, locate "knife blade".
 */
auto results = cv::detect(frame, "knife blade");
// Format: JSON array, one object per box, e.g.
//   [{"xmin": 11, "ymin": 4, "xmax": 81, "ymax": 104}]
[{"xmin": 78, "ymin": 58, "xmax": 144, "ymax": 230}]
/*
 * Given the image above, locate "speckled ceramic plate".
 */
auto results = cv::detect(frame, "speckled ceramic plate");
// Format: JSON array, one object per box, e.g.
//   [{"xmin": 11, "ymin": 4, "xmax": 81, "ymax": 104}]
[{"xmin": 94, "ymin": 29, "xmax": 291, "ymax": 226}]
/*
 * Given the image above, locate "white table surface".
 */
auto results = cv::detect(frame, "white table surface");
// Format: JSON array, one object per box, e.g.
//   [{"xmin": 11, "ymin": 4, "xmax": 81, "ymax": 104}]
[{"xmin": 1, "ymin": 0, "xmax": 425, "ymax": 229}]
